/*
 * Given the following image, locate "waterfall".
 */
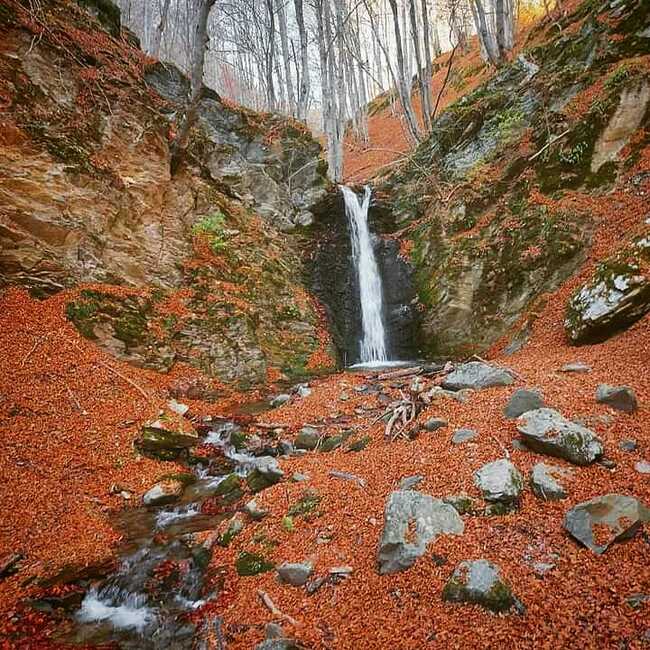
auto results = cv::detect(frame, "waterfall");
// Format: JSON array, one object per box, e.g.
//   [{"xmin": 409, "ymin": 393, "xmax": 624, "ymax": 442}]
[{"xmin": 341, "ymin": 185, "xmax": 388, "ymax": 365}]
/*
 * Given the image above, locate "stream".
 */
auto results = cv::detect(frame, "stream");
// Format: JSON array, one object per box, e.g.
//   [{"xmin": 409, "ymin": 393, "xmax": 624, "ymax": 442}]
[{"xmin": 69, "ymin": 420, "xmax": 260, "ymax": 649}]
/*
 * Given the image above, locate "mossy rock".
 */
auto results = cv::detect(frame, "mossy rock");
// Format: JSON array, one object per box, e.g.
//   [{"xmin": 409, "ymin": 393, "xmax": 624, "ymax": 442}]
[
  {"xmin": 230, "ymin": 430, "xmax": 249, "ymax": 451},
  {"xmin": 235, "ymin": 551, "xmax": 274, "ymax": 576},
  {"xmin": 157, "ymin": 472, "xmax": 197, "ymax": 487},
  {"xmin": 135, "ymin": 424, "xmax": 198, "ymax": 461},
  {"xmin": 213, "ymin": 473, "xmax": 242, "ymax": 497},
  {"xmin": 288, "ymin": 490, "xmax": 321, "ymax": 517},
  {"xmin": 246, "ymin": 469, "xmax": 281, "ymax": 493},
  {"xmin": 346, "ymin": 435, "xmax": 371, "ymax": 452}
]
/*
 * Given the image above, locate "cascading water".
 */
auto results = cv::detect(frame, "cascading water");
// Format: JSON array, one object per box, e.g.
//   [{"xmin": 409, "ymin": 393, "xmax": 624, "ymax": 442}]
[{"xmin": 340, "ymin": 185, "xmax": 388, "ymax": 365}]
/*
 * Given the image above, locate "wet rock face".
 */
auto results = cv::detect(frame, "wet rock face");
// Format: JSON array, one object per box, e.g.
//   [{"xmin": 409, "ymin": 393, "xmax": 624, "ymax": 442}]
[
  {"xmin": 565, "ymin": 235, "xmax": 650, "ymax": 344},
  {"xmin": 564, "ymin": 494, "xmax": 650, "ymax": 554},
  {"xmin": 310, "ymin": 193, "xmax": 420, "ymax": 364},
  {"xmin": 145, "ymin": 63, "xmax": 328, "ymax": 232}
]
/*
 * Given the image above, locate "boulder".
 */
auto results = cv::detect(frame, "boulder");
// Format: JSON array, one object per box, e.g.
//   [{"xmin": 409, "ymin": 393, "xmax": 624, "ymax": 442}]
[
  {"xmin": 244, "ymin": 499, "xmax": 269, "ymax": 521},
  {"xmin": 294, "ymin": 427, "xmax": 320, "ymax": 450},
  {"xmin": 442, "ymin": 559, "xmax": 518, "ymax": 613},
  {"xmin": 377, "ymin": 491, "xmax": 464, "ymax": 575},
  {"xmin": 246, "ymin": 456, "xmax": 284, "ymax": 493},
  {"xmin": 565, "ymin": 236, "xmax": 650, "ymax": 344},
  {"xmin": 504, "ymin": 388, "xmax": 545, "ymax": 419},
  {"xmin": 564, "ymin": 494, "xmax": 650, "ymax": 554},
  {"xmin": 595, "ymin": 384, "xmax": 638, "ymax": 413},
  {"xmin": 276, "ymin": 562, "xmax": 313, "ymax": 586},
  {"xmin": 442, "ymin": 362, "xmax": 515, "ymax": 391},
  {"xmin": 517, "ymin": 408, "xmax": 603, "ymax": 465},
  {"xmin": 474, "ymin": 459, "xmax": 523, "ymax": 505},
  {"xmin": 530, "ymin": 463, "xmax": 569, "ymax": 501},
  {"xmin": 452, "ymin": 428, "xmax": 478, "ymax": 444},
  {"xmin": 142, "ymin": 479, "xmax": 185, "ymax": 506},
  {"xmin": 135, "ymin": 420, "xmax": 199, "ymax": 460},
  {"xmin": 424, "ymin": 417, "xmax": 448, "ymax": 432}
]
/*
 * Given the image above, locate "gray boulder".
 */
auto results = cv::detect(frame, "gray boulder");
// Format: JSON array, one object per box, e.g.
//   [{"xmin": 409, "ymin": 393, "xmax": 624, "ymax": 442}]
[
  {"xmin": 276, "ymin": 562, "xmax": 313, "ymax": 586},
  {"xmin": 517, "ymin": 408, "xmax": 603, "ymax": 465},
  {"xmin": 565, "ymin": 237, "xmax": 650, "ymax": 344},
  {"xmin": 564, "ymin": 494, "xmax": 650, "ymax": 554},
  {"xmin": 474, "ymin": 459, "xmax": 523, "ymax": 504},
  {"xmin": 294, "ymin": 427, "xmax": 320, "ymax": 450},
  {"xmin": 424, "ymin": 417, "xmax": 448, "ymax": 432},
  {"xmin": 378, "ymin": 490, "xmax": 464, "ymax": 575},
  {"xmin": 442, "ymin": 362, "xmax": 515, "ymax": 391},
  {"xmin": 530, "ymin": 463, "xmax": 569, "ymax": 501},
  {"xmin": 452, "ymin": 428, "xmax": 478, "ymax": 444},
  {"xmin": 142, "ymin": 479, "xmax": 185, "ymax": 506},
  {"xmin": 442, "ymin": 559, "xmax": 518, "ymax": 613},
  {"xmin": 504, "ymin": 388, "xmax": 545, "ymax": 419},
  {"xmin": 595, "ymin": 384, "xmax": 638, "ymax": 413}
]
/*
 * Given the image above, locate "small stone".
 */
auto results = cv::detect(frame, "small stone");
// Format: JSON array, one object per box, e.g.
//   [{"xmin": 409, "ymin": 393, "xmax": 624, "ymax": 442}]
[
  {"xmin": 560, "ymin": 362, "xmax": 592, "ymax": 373},
  {"xmin": 474, "ymin": 459, "xmax": 523, "ymax": 505},
  {"xmin": 635, "ymin": 460, "xmax": 650, "ymax": 474},
  {"xmin": 452, "ymin": 428, "xmax": 477, "ymax": 444},
  {"xmin": 424, "ymin": 417, "xmax": 448, "ymax": 432},
  {"xmin": 504, "ymin": 388, "xmax": 545, "ymax": 419},
  {"xmin": 291, "ymin": 472, "xmax": 310, "ymax": 482},
  {"xmin": 399, "ymin": 475, "xmax": 424, "ymax": 490},
  {"xmin": 339, "ymin": 392, "xmax": 350, "ymax": 401},
  {"xmin": 626, "ymin": 593, "xmax": 650, "ymax": 609},
  {"xmin": 530, "ymin": 463, "xmax": 569, "ymax": 501},
  {"xmin": 270, "ymin": 394, "xmax": 291, "ymax": 408},
  {"xmin": 276, "ymin": 561, "xmax": 313, "ymax": 586},
  {"xmin": 598, "ymin": 457, "xmax": 617, "ymax": 469},
  {"xmin": 167, "ymin": 398, "xmax": 190, "ymax": 416},
  {"xmin": 532, "ymin": 561, "xmax": 556, "ymax": 576},
  {"xmin": 292, "ymin": 383, "xmax": 311, "ymax": 398},
  {"xmin": 595, "ymin": 384, "xmax": 638, "ymax": 413},
  {"xmin": 442, "ymin": 559, "xmax": 517, "ymax": 613},
  {"xmin": 142, "ymin": 479, "xmax": 184, "ymax": 506},
  {"xmin": 329, "ymin": 565, "xmax": 353, "ymax": 576},
  {"xmin": 278, "ymin": 440, "xmax": 295, "ymax": 456},
  {"xmin": 619, "ymin": 439, "xmax": 638, "ymax": 452},
  {"xmin": 244, "ymin": 499, "xmax": 269, "ymax": 521}
]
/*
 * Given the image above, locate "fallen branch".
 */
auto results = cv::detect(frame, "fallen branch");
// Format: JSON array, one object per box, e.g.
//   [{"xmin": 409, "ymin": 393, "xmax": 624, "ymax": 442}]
[
  {"xmin": 96, "ymin": 358, "xmax": 153, "ymax": 403},
  {"xmin": 376, "ymin": 366, "xmax": 422, "ymax": 381},
  {"xmin": 329, "ymin": 470, "xmax": 367, "ymax": 488},
  {"xmin": 258, "ymin": 590, "xmax": 299, "ymax": 627},
  {"xmin": 528, "ymin": 128, "xmax": 570, "ymax": 161},
  {"xmin": 21, "ymin": 332, "xmax": 50, "ymax": 367}
]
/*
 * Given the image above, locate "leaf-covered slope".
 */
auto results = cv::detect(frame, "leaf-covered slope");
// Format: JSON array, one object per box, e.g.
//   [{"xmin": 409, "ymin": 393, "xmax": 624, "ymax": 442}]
[{"xmin": 379, "ymin": 0, "xmax": 649, "ymax": 357}]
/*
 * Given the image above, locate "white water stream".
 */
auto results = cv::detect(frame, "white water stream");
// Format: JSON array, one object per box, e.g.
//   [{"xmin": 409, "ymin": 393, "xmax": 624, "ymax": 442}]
[{"xmin": 341, "ymin": 185, "xmax": 388, "ymax": 365}]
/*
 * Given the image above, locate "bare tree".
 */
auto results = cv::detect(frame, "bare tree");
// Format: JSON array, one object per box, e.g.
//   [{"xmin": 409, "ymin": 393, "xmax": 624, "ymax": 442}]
[{"xmin": 171, "ymin": 0, "xmax": 218, "ymax": 172}]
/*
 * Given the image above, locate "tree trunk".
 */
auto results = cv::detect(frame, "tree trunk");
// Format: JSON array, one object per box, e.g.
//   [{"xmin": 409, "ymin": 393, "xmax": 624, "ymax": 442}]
[
  {"xmin": 294, "ymin": 0, "xmax": 311, "ymax": 122},
  {"xmin": 470, "ymin": 0, "xmax": 500, "ymax": 66},
  {"xmin": 387, "ymin": 0, "xmax": 421, "ymax": 143},
  {"xmin": 171, "ymin": 0, "xmax": 218, "ymax": 173},
  {"xmin": 409, "ymin": 0, "xmax": 431, "ymax": 132},
  {"xmin": 264, "ymin": 0, "xmax": 277, "ymax": 110},
  {"xmin": 150, "ymin": 0, "xmax": 171, "ymax": 58},
  {"xmin": 276, "ymin": 0, "xmax": 296, "ymax": 116}
]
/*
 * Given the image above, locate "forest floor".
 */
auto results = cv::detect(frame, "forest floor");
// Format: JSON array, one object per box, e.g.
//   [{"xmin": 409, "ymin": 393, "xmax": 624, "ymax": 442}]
[{"xmin": 0, "ymin": 278, "xmax": 648, "ymax": 648}]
